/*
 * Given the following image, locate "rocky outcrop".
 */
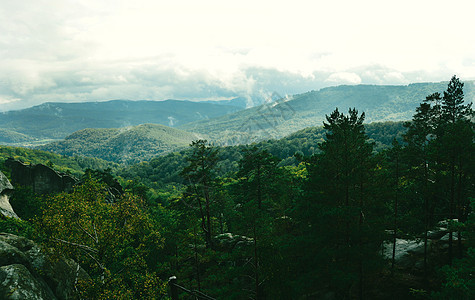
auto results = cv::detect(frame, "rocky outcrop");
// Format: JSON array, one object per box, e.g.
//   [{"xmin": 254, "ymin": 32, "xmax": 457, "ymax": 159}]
[
  {"xmin": 214, "ymin": 233, "xmax": 253, "ymax": 251},
  {"xmin": 0, "ymin": 172, "xmax": 18, "ymax": 219},
  {"xmin": 5, "ymin": 158, "xmax": 78, "ymax": 195},
  {"xmin": 383, "ymin": 221, "xmax": 462, "ymax": 271},
  {"xmin": 0, "ymin": 233, "xmax": 89, "ymax": 300}
]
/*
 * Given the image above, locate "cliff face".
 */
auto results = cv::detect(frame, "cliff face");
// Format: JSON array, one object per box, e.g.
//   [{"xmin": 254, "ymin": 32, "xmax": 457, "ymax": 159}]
[
  {"xmin": 5, "ymin": 158, "xmax": 77, "ymax": 195},
  {"xmin": 0, "ymin": 171, "xmax": 17, "ymax": 219}
]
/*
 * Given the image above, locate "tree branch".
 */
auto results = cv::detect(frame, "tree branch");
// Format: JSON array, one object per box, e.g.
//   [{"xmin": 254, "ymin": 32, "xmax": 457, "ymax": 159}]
[
  {"xmin": 75, "ymin": 221, "xmax": 98, "ymax": 244},
  {"xmin": 53, "ymin": 238, "xmax": 99, "ymax": 254}
]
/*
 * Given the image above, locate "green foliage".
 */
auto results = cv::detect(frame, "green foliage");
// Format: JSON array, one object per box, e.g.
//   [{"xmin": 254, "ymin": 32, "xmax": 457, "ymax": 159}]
[
  {"xmin": 117, "ymin": 121, "xmax": 407, "ymax": 194},
  {"xmin": 432, "ymin": 198, "xmax": 475, "ymax": 300},
  {"xmin": 38, "ymin": 124, "xmax": 201, "ymax": 164},
  {"xmin": 180, "ymin": 140, "xmax": 219, "ymax": 249},
  {"xmin": 0, "ymin": 216, "xmax": 36, "ymax": 239},
  {"xmin": 0, "ymin": 145, "xmax": 118, "ymax": 177},
  {"xmin": 36, "ymin": 179, "xmax": 166, "ymax": 298},
  {"xmin": 235, "ymin": 146, "xmax": 280, "ymax": 209},
  {"xmin": 432, "ymin": 251, "xmax": 475, "ymax": 300},
  {"xmin": 403, "ymin": 76, "xmax": 474, "ymax": 269},
  {"xmin": 294, "ymin": 108, "xmax": 385, "ymax": 298},
  {"xmin": 3, "ymin": 77, "xmax": 472, "ymax": 299},
  {"xmin": 0, "ymin": 128, "xmax": 36, "ymax": 144},
  {"xmin": 8, "ymin": 185, "xmax": 43, "ymax": 221}
]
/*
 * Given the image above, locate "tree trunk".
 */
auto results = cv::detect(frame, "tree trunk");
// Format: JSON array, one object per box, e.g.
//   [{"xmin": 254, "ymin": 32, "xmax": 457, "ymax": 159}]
[
  {"xmin": 193, "ymin": 225, "xmax": 201, "ymax": 291},
  {"xmin": 391, "ymin": 154, "xmax": 399, "ymax": 273},
  {"xmin": 456, "ymin": 159, "xmax": 463, "ymax": 258},
  {"xmin": 257, "ymin": 164, "xmax": 262, "ymax": 209},
  {"xmin": 253, "ymin": 224, "xmax": 260, "ymax": 300},
  {"xmin": 448, "ymin": 160, "xmax": 455, "ymax": 265},
  {"xmin": 423, "ymin": 159, "xmax": 429, "ymax": 279}
]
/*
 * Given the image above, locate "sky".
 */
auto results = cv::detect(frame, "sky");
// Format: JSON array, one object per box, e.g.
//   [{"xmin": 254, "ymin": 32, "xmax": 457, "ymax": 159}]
[{"xmin": 1, "ymin": 0, "xmax": 475, "ymax": 111}]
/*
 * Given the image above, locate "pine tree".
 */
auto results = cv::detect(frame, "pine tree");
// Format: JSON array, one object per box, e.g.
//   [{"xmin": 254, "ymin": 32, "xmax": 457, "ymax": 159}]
[
  {"xmin": 387, "ymin": 139, "xmax": 402, "ymax": 273},
  {"xmin": 236, "ymin": 146, "xmax": 280, "ymax": 210},
  {"xmin": 438, "ymin": 76, "xmax": 473, "ymax": 264},
  {"xmin": 404, "ymin": 76, "xmax": 474, "ymax": 267},
  {"xmin": 404, "ymin": 99, "xmax": 436, "ymax": 276},
  {"xmin": 233, "ymin": 146, "xmax": 281, "ymax": 299},
  {"xmin": 297, "ymin": 108, "xmax": 383, "ymax": 299},
  {"xmin": 181, "ymin": 140, "xmax": 219, "ymax": 249}
]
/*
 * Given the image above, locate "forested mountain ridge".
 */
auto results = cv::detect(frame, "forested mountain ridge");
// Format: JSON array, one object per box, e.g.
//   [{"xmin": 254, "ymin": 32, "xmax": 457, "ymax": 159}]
[
  {"xmin": 0, "ymin": 99, "xmax": 241, "ymax": 140},
  {"xmin": 118, "ymin": 121, "xmax": 406, "ymax": 189},
  {"xmin": 2, "ymin": 81, "xmax": 473, "ymax": 147},
  {"xmin": 38, "ymin": 124, "xmax": 203, "ymax": 164},
  {"xmin": 36, "ymin": 119, "xmax": 405, "ymax": 167},
  {"xmin": 0, "ymin": 77, "xmax": 473, "ymax": 299},
  {"xmin": 180, "ymin": 81, "xmax": 475, "ymax": 143},
  {"xmin": 0, "ymin": 128, "xmax": 37, "ymax": 145},
  {"xmin": 0, "ymin": 145, "xmax": 118, "ymax": 177}
]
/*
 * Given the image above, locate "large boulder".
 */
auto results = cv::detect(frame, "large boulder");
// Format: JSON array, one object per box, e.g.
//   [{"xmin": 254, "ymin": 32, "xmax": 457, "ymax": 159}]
[
  {"xmin": 0, "ymin": 171, "xmax": 18, "ymax": 219},
  {"xmin": 383, "ymin": 239, "xmax": 426, "ymax": 270},
  {"xmin": 0, "ymin": 233, "xmax": 89, "ymax": 300},
  {"xmin": 5, "ymin": 158, "xmax": 78, "ymax": 195},
  {"xmin": 0, "ymin": 264, "xmax": 56, "ymax": 300},
  {"xmin": 383, "ymin": 224, "xmax": 462, "ymax": 271}
]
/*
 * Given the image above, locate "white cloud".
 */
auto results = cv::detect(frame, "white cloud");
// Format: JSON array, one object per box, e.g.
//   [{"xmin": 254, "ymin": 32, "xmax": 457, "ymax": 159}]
[
  {"xmin": 0, "ymin": 95, "xmax": 20, "ymax": 105},
  {"xmin": 0, "ymin": 0, "xmax": 474, "ymax": 110},
  {"xmin": 326, "ymin": 72, "xmax": 362, "ymax": 85}
]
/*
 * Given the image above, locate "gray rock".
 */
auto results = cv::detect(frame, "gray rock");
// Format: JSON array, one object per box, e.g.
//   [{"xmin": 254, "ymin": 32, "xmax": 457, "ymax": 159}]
[
  {"xmin": 0, "ymin": 172, "xmax": 13, "ymax": 194},
  {"xmin": 383, "ymin": 239, "xmax": 424, "ymax": 261},
  {"xmin": 0, "ymin": 233, "xmax": 89, "ymax": 300},
  {"xmin": 0, "ymin": 171, "xmax": 18, "ymax": 219},
  {"xmin": 427, "ymin": 228, "xmax": 447, "ymax": 239},
  {"xmin": 0, "ymin": 264, "xmax": 56, "ymax": 300},
  {"xmin": 214, "ymin": 233, "xmax": 253, "ymax": 251},
  {"xmin": 437, "ymin": 219, "xmax": 458, "ymax": 228},
  {"xmin": 440, "ymin": 233, "xmax": 460, "ymax": 241},
  {"xmin": 383, "ymin": 238, "xmax": 427, "ymax": 269},
  {"xmin": 0, "ymin": 240, "xmax": 30, "ymax": 267},
  {"xmin": 5, "ymin": 158, "xmax": 78, "ymax": 195}
]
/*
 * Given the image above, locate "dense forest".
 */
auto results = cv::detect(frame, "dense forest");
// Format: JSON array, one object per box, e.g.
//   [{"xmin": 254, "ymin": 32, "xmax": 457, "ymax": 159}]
[
  {"xmin": 38, "ymin": 124, "xmax": 202, "ymax": 165},
  {"xmin": 1, "ymin": 76, "xmax": 473, "ymax": 299}
]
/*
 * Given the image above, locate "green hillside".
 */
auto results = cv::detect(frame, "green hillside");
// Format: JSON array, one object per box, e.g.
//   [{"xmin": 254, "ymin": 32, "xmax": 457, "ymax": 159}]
[
  {"xmin": 0, "ymin": 145, "xmax": 118, "ymax": 178},
  {"xmin": 0, "ymin": 129, "xmax": 37, "ymax": 144},
  {"xmin": 38, "ymin": 124, "xmax": 202, "ymax": 164},
  {"xmin": 118, "ymin": 121, "xmax": 407, "ymax": 189},
  {"xmin": 0, "ymin": 99, "xmax": 241, "ymax": 140},
  {"xmin": 180, "ymin": 81, "xmax": 475, "ymax": 144}
]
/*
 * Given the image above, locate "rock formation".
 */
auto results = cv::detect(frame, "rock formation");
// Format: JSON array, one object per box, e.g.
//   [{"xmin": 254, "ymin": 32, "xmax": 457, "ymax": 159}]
[
  {"xmin": 5, "ymin": 158, "xmax": 78, "ymax": 195},
  {"xmin": 0, "ymin": 233, "xmax": 89, "ymax": 300},
  {"xmin": 0, "ymin": 171, "xmax": 18, "ymax": 219},
  {"xmin": 382, "ymin": 220, "xmax": 461, "ymax": 271}
]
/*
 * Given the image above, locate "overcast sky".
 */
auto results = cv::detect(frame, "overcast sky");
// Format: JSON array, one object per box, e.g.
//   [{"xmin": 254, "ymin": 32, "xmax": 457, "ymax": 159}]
[{"xmin": 1, "ymin": 0, "xmax": 475, "ymax": 111}]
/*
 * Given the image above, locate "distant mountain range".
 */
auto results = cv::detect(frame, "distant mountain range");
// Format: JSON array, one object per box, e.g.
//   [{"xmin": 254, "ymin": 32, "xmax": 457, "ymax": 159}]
[
  {"xmin": 180, "ymin": 81, "xmax": 475, "ymax": 144},
  {"xmin": 0, "ymin": 99, "xmax": 241, "ymax": 141},
  {"xmin": 196, "ymin": 95, "xmax": 280, "ymax": 108},
  {"xmin": 2, "ymin": 81, "xmax": 473, "ymax": 150},
  {"xmin": 197, "ymin": 97, "xmax": 249, "ymax": 108},
  {"xmin": 38, "ymin": 124, "xmax": 201, "ymax": 164}
]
